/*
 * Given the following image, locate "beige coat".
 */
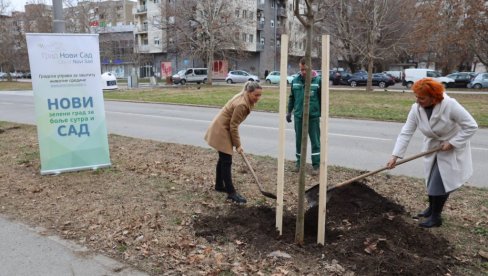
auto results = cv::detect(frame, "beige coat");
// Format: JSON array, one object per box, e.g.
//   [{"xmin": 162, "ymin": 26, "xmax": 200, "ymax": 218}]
[
  {"xmin": 205, "ymin": 92, "xmax": 252, "ymax": 155},
  {"xmin": 392, "ymin": 94, "xmax": 478, "ymax": 192}
]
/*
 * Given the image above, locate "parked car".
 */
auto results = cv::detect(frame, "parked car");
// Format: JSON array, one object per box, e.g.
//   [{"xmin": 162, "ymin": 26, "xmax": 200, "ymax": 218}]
[
  {"xmin": 287, "ymin": 73, "xmax": 300, "ymax": 84},
  {"xmin": 265, "ymin": 71, "xmax": 297, "ymax": 84},
  {"xmin": 403, "ymin": 68, "xmax": 454, "ymax": 88},
  {"xmin": 347, "ymin": 73, "xmax": 395, "ymax": 88},
  {"xmin": 172, "ymin": 68, "xmax": 208, "ymax": 85},
  {"xmin": 468, "ymin": 73, "xmax": 488, "ymax": 89},
  {"xmin": 329, "ymin": 70, "xmax": 342, "ymax": 85},
  {"xmin": 383, "ymin": 71, "xmax": 402, "ymax": 82},
  {"xmin": 101, "ymin": 72, "xmax": 118, "ymax": 90},
  {"xmin": 225, "ymin": 70, "xmax": 260, "ymax": 83},
  {"xmin": 446, "ymin": 72, "xmax": 477, "ymax": 88},
  {"xmin": 0, "ymin": 72, "xmax": 6, "ymax": 79},
  {"xmin": 265, "ymin": 71, "xmax": 281, "ymax": 84}
]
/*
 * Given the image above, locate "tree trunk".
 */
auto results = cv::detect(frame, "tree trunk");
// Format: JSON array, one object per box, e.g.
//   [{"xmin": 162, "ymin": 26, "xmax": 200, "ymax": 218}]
[
  {"xmin": 366, "ymin": 57, "xmax": 374, "ymax": 91},
  {"xmin": 295, "ymin": 7, "xmax": 314, "ymax": 246},
  {"xmin": 207, "ymin": 38, "xmax": 214, "ymax": 85}
]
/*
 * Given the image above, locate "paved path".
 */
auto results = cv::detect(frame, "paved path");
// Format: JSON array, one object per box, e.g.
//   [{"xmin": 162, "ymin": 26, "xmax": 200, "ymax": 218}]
[{"xmin": 0, "ymin": 216, "xmax": 147, "ymax": 276}]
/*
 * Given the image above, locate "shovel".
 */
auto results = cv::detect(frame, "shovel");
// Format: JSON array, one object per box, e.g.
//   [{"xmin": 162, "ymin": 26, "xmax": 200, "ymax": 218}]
[
  {"xmin": 305, "ymin": 147, "xmax": 442, "ymax": 208},
  {"xmin": 240, "ymin": 152, "xmax": 277, "ymax": 199}
]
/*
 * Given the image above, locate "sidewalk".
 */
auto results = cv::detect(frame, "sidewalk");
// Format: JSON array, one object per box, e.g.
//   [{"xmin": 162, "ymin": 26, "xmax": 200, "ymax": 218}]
[{"xmin": 0, "ymin": 216, "xmax": 147, "ymax": 276}]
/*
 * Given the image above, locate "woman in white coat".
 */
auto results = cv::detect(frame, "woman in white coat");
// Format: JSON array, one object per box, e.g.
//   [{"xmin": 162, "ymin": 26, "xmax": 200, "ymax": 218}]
[{"xmin": 386, "ymin": 78, "xmax": 478, "ymax": 228}]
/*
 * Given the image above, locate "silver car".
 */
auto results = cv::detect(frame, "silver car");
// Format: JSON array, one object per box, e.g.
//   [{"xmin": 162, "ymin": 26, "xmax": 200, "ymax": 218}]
[
  {"xmin": 468, "ymin": 73, "xmax": 488, "ymax": 89},
  {"xmin": 225, "ymin": 70, "xmax": 260, "ymax": 84}
]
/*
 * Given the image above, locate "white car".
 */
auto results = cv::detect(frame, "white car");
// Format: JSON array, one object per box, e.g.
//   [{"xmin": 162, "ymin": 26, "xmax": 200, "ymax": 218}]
[
  {"xmin": 403, "ymin": 68, "xmax": 454, "ymax": 88},
  {"xmin": 225, "ymin": 70, "xmax": 260, "ymax": 84},
  {"xmin": 265, "ymin": 71, "xmax": 297, "ymax": 84}
]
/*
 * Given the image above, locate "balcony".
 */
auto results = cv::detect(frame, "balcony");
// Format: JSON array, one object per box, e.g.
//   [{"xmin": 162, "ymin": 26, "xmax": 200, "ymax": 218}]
[
  {"xmin": 136, "ymin": 25, "xmax": 148, "ymax": 33},
  {"xmin": 275, "ymin": 26, "xmax": 284, "ymax": 36},
  {"xmin": 256, "ymin": 43, "xmax": 264, "ymax": 51},
  {"xmin": 257, "ymin": 0, "xmax": 264, "ymax": 11},
  {"xmin": 137, "ymin": 44, "xmax": 149, "ymax": 53},
  {"xmin": 135, "ymin": 5, "xmax": 147, "ymax": 14},
  {"xmin": 257, "ymin": 21, "xmax": 264, "ymax": 30},
  {"xmin": 277, "ymin": 7, "xmax": 287, "ymax": 17}
]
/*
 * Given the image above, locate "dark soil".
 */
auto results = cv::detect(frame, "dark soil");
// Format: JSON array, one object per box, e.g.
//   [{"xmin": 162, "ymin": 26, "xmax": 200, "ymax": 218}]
[{"xmin": 194, "ymin": 182, "xmax": 453, "ymax": 275}]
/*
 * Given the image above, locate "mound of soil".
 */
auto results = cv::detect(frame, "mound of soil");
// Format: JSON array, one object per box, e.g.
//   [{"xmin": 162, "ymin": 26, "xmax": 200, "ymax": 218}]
[{"xmin": 194, "ymin": 182, "xmax": 453, "ymax": 275}]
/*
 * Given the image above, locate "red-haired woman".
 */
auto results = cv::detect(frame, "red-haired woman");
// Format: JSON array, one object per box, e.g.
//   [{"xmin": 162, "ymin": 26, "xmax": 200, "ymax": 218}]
[{"xmin": 386, "ymin": 78, "xmax": 478, "ymax": 228}]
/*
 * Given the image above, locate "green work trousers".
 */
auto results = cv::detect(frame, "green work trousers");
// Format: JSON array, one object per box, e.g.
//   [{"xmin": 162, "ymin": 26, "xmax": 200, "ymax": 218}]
[{"xmin": 294, "ymin": 117, "xmax": 320, "ymax": 168}]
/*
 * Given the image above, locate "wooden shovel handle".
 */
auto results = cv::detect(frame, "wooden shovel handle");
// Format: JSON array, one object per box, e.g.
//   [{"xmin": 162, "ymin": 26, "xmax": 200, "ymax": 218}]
[
  {"xmin": 327, "ymin": 147, "xmax": 442, "ymax": 191},
  {"xmin": 240, "ymin": 152, "xmax": 265, "ymax": 191}
]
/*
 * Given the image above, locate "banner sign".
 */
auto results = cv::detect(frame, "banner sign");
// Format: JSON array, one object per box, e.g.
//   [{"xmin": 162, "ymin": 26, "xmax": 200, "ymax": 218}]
[
  {"xmin": 26, "ymin": 34, "xmax": 111, "ymax": 175},
  {"xmin": 161, "ymin": 62, "xmax": 172, "ymax": 78}
]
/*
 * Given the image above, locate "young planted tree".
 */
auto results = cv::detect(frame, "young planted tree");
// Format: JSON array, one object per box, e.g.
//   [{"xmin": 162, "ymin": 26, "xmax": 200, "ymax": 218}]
[{"xmin": 293, "ymin": 0, "xmax": 315, "ymax": 245}]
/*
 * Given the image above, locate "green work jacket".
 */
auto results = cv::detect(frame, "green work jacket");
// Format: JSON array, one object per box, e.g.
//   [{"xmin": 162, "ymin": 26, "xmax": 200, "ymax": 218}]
[{"xmin": 287, "ymin": 74, "xmax": 321, "ymax": 119}]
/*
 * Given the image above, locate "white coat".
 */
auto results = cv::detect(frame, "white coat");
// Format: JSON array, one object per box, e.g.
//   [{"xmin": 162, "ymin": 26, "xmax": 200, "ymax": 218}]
[{"xmin": 392, "ymin": 93, "xmax": 478, "ymax": 192}]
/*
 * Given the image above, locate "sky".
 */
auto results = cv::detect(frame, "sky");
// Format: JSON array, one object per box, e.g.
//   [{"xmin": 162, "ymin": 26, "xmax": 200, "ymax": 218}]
[{"xmin": 8, "ymin": 0, "xmax": 27, "ymax": 12}]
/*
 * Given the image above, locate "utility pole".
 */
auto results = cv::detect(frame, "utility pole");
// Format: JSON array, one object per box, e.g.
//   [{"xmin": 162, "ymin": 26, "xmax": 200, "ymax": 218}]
[
  {"xmin": 274, "ymin": 0, "xmax": 277, "ymax": 71},
  {"xmin": 52, "ymin": 0, "xmax": 65, "ymax": 33}
]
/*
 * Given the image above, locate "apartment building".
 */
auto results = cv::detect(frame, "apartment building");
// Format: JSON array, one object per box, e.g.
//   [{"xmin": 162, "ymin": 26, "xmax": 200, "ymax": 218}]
[{"xmin": 133, "ymin": 0, "xmax": 310, "ymax": 79}]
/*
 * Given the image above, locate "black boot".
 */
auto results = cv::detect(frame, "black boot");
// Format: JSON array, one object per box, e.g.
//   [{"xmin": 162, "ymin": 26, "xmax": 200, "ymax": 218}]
[
  {"xmin": 414, "ymin": 196, "xmax": 433, "ymax": 218},
  {"xmin": 419, "ymin": 195, "xmax": 448, "ymax": 228}
]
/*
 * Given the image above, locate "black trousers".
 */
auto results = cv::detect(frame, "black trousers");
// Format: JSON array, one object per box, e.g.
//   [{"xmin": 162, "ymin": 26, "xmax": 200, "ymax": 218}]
[{"xmin": 215, "ymin": 151, "xmax": 235, "ymax": 194}]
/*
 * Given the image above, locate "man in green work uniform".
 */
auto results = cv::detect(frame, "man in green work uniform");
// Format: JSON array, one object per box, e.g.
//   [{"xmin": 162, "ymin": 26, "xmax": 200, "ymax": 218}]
[{"xmin": 286, "ymin": 58, "xmax": 321, "ymax": 175}]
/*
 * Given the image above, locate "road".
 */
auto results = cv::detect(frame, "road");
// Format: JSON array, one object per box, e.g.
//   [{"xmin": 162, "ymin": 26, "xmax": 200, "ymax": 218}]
[{"xmin": 1, "ymin": 90, "xmax": 487, "ymax": 188}]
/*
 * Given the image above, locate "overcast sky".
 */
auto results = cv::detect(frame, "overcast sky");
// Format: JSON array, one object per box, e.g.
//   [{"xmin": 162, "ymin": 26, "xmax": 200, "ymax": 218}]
[{"xmin": 8, "ymin": 0, "xmax": 27, "ymax": 12}]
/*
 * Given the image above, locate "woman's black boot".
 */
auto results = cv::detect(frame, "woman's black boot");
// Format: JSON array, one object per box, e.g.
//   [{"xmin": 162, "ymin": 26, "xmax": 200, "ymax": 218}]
[
  {"xmin": 415, "ymin": 196, "xmax": 433, "ymax": 218},
  {"xmin": 419, "ymin": 195, "xmax": 448, "ymax": 228}
]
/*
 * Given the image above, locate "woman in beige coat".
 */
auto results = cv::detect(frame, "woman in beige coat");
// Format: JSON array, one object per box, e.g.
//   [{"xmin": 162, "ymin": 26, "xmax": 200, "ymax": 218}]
[
  {"xmin": 205, "ymin": 81, "xmax": 263, "ymax": 203},
  {"xmin": 387, "ymin": 78, "xmax": 478, "ymax": 228}
]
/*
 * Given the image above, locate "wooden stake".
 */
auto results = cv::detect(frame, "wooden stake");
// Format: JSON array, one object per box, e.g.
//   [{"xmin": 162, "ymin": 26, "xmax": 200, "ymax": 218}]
[
  {"xmin": 276, "ymin": 35, "xmax": 289, "ymax": 235},
  {"xmin": 317, "ymin": 35, "xmax": 330, "ymax": 245}
]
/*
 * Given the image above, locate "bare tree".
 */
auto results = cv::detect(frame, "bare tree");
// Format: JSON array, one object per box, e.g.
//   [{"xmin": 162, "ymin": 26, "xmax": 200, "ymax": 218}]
[
  {"xmin": 0, "ymin": 0, "xmax": 16, "ymax": 77},
  {"xmin": 164, "ymin": 0, "xmax": 245, "ymax": 84},
  {"xmin": 408, "ymin": 0, "xmax": 473, "ymax": 74},
  {"xmin": 323, "ymin": 0, "xmax": 415, "ymax": 90},
  {"xmin": 64, "ymin": 0, "xmax": 98, "ymax": 33},
  {"xmin": 463, "ymin": 0, "xmax": 488, "ymax": 69}
]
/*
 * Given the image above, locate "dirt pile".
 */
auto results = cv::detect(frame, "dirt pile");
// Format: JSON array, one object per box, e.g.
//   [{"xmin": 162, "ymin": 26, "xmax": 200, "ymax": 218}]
[{"xmin": 194, "ymin": 182, "xmax": 453, "ymax": 275}]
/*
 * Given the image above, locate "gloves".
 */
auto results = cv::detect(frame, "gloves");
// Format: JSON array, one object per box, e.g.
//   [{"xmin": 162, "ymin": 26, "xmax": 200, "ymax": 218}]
[{"xmin": 286, "ymin": 113, "xmax": 292, "ymax": 123}]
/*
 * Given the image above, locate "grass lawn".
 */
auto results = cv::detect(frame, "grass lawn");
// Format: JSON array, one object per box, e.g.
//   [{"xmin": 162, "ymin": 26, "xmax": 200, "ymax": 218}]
[
  {"xmin": 103, "ymin": 85, "xmax": 488, "ymax": 127},
  {"xmin": 2, "ymin": 81, "xmax": 487, "ymax": 127}
]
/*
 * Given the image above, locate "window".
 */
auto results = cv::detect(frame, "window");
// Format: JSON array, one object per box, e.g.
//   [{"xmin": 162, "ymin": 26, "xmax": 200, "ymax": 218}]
[
  {"xmin": 270, "ymin": 20, "xmax": 274, "ymax": 27},
  {"xmin": 235, "ymin": 9, "xmax": 240, "ymax": 18},
  {"xmin": 242, "ymin": 33, "xmax": 247, "ymax": 42},
  {"xmin": 243, "ymin": 10, "xmax": 247, "ymax": 18},
  {"xmin": 249, "ymin": 34, "xmax": 253, "ymax": 43},
  {"xmin": 154, "ymin": 38, "xmax": 160, "ymax": 45},
  {"xmin": 271, "ymin": 0, "xmax": 275, "ymax": 8},
  {"xmin": 260, "ymin": 37, "xmax": 265, "ymax": 45}
]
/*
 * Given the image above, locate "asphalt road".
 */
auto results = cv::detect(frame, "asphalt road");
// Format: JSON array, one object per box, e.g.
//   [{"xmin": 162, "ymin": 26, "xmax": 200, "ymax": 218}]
[{"xmin": 1, "ymin": 90, "xmax": 487, "ymax": 188}]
